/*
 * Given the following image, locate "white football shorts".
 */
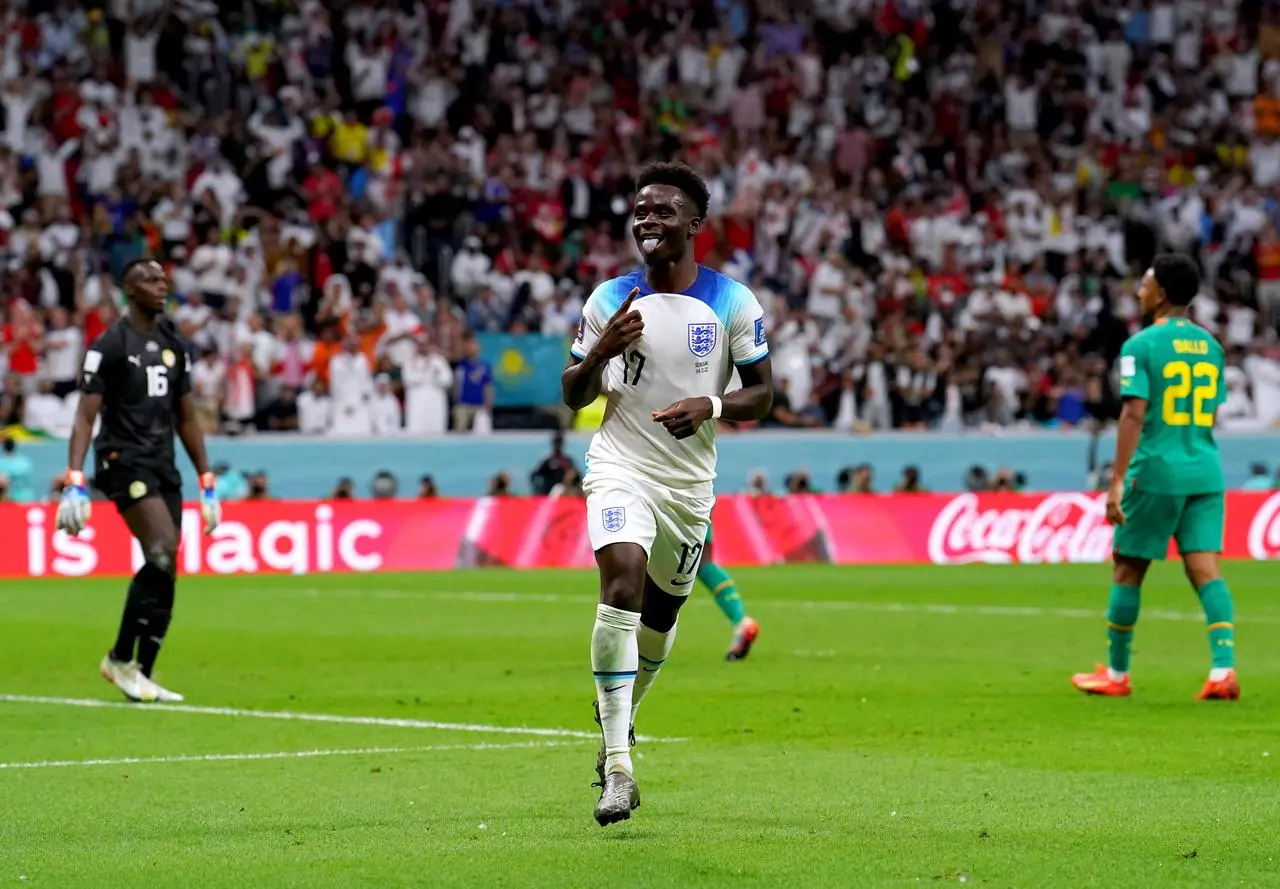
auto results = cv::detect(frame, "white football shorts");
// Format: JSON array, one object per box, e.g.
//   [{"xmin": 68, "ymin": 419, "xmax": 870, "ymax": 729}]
[{"xmin": 583, "ymin": 471, "xmax": 714, "ymax": 597}]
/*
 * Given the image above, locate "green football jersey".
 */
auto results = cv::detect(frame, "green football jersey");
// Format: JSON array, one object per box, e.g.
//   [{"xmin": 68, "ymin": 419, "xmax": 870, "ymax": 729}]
[{"xmin": 1117, "ymin": 317, "xmax": 1225, "ymax": 495}]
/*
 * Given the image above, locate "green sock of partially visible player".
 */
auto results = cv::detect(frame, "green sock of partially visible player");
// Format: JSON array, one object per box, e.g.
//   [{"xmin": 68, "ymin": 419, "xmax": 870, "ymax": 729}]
[
  {"xmin": 1195, "ymin": 578, "xmax": 1235, "ymax": 673},
  {"xmin": 699, "ymin": 561, "xmax": 746, "ymax": 625},
  {"xmin": 1106, "ymin": 584, "xmax": 1141, "ymax": 676}
]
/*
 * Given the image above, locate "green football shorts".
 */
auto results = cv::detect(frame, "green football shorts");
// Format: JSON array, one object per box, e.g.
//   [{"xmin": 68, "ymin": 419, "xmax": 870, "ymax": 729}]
[
  {"xmin": 1113, "ymin": 488, "xmax": 1225, "ymax": 561},
  {"xmin": 704, "ymin": 524, "xmax": 713, "ymax": 546}
]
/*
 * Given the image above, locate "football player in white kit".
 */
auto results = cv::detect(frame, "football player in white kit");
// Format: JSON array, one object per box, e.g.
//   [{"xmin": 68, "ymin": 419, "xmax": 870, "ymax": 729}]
[{"xmin": 562, "ymin": 162, "xmax": 774, "ymax": 826}]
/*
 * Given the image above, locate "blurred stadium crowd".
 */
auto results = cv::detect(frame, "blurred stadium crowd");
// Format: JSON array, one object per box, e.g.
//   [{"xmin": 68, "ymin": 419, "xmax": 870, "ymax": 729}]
[{"xmin": 0, "ymin": 0, "xmax": 1279, "ymax": 441}]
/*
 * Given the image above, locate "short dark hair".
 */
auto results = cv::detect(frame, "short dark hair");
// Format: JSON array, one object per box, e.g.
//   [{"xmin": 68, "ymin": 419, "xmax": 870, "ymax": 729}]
[
  {"xmin": 1152, "ymin": 253, "xmax": 1199, "ymax": 306},
  {"xmin": 120, "ymin": 257, "xmax": 158, "ymax": 289},
  {"xmin": 636, "ymin": 161, "xmax": 710, "ymax": 219}
]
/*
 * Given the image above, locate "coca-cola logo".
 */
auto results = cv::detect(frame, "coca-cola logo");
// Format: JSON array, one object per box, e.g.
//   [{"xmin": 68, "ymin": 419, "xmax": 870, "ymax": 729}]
[
  {"xmin": 1247, "ymin": 492, "xmax": 1280, "ymax": 560},
  {"xmin": 927, "ymin": 493, "xmax": 1115, "ymax": 565}
]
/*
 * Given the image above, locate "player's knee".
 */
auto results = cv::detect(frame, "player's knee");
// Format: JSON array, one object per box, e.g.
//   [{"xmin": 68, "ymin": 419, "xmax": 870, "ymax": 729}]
[
  {"xmin": 640, "ymin": 583, "xmax": 684, "ymax": 632},
  {"xmin": 600, "ymin": 574, "xmax": 643, "ymax": 612},
  {"xmin": 145, "ymin": 539, "xmax": 178, "ymax": 575},
  {"xmin": 596, "ymin": 543, "xmax": 647, "ymax": 610},
  {"xmin": 1112, "ymin": 557, "xmax": 1146, "ymax": 586},
  {"xmin": 640, "ymin": 601, "xmax": 680, "ymax": 633},
  {"xmin": 1185, "ymin": 562, "xmax": 1219, "ymax": 591}
]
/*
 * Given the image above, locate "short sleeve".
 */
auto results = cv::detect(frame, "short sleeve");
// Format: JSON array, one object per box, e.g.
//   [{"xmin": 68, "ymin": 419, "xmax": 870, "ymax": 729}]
[
  {"xmin": 1117, "ymin": 338, "xmax": 1148, "ymax": 400},
  {"xmin": 727, "ymin": 282, "xmax": 768, "ymax": 367},
  {"xmin": 569, "ymin": 282, "xmax": 614, "ymax": 361},
  {"xmin": 79, "ymin": 335, "xmax": 115, "ymax": 396},
  {"xmin": 177, "ymin": 348, "xmax": 193, "ymax": 397}
]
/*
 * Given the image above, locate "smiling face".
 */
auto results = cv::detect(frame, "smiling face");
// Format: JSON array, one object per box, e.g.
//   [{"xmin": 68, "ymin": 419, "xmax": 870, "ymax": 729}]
[
  {"xmin": 124, "ymin": 260, "xmax": 170, "ymax": 316},
  {"xmin": 632, "ymin": 184, "xmax": 699, "ymax": 265}
]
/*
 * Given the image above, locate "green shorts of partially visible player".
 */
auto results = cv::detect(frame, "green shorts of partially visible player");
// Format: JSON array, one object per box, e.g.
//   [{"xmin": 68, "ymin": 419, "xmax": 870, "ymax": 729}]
[
  {"xmin": 1112, "ymin": 488, "xmax": 1225, "ymax": 561},
  {"xmin": 696, "ymin": 525, "xmax": 759, "ymax": 660}
]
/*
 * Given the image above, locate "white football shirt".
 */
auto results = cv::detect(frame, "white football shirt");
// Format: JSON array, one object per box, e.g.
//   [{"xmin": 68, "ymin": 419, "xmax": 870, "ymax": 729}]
[{"xmin": 571, "ymin": 266, "xmax": 769, "ymax": 488}]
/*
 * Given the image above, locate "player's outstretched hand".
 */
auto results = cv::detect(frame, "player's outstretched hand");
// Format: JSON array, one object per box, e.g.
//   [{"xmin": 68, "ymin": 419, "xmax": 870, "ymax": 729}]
[
  {"xmin": 199, "ymin": 472, "xmax": 222, "ymax": 535},
  {"xmin": 55, "ymin": 470, "xmax": 91, "ymax": 537},
  {"xmin": 652, "ymin": 397, "xmax": 715, "ymax": 440},
  {"xmin": 1105, "ymin": 481, "xmax": 1126, "ymax": 527},
  {"xmin": 589, "ymin": 287, "xmax": 644, "ymax": 361}
]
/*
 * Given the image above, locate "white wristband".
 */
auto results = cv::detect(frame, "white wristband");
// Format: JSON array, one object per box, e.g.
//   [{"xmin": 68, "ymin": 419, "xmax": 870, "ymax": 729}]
[{"xmin": 709, "ymin": 396, "xmax": 723, "ymax": 419}]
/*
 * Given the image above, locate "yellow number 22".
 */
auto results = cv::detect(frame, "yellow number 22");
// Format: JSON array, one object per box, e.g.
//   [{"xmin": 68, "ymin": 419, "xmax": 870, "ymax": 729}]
[{"xmin": 1162, "ymin": 360, "xmax": 1218, "ymax": 427}]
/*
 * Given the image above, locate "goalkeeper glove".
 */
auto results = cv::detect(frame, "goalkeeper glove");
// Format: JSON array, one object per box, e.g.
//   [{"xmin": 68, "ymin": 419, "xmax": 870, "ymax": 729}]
[
  {"xmin": 199, "ymin": 471, "xmax": 221, "ymax": 535},
  {"xmin": 55, "ymin": 470, "xmax": 91, "ymax": 536}
]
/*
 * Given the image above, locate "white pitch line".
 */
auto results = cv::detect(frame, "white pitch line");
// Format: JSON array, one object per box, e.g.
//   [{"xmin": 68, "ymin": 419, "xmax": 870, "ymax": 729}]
[
  {"xmin": 0, "ymin": 695, "xmax": 682, "ymax": 743},
  {"xmin": 0, "ymin": 740, "xmax": 580, "ymax": 771},
  {"xmin": 285, "ymin": 587, "xmax": 1279, "ymax": 625}
]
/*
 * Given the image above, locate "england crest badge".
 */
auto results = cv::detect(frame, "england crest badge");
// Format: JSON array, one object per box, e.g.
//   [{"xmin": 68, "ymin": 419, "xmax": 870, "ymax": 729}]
[{"xmin": 688, "ymin": 323, "xmax": 717, "ymax": 358}]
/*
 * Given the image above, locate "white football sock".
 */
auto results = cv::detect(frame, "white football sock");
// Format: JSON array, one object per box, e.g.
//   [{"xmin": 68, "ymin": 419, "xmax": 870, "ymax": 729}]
[
  {"xmin": 591, "ymin": 603, "xmax": 640, "ymax": 776},
  {"xmin": 1209, "ymin": 667, "xmax": 1232, "ymax": 682},
  {"xmin": 1107, "ymin": 668, "xmax": 1127, "ymax": 681},
  {"xmin": 631, "ymin": 621, "xmax": 678, "ymax": 723}
]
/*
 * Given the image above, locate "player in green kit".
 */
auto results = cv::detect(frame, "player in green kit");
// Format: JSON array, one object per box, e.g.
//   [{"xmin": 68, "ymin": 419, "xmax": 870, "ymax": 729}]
[
  {"xmin": 1072, "ymin": 254, "xmax": 1239, "ymax": 701},
  {"xmin": 697, "ymin": 525, "xmax": 759, "ymax": 660}
]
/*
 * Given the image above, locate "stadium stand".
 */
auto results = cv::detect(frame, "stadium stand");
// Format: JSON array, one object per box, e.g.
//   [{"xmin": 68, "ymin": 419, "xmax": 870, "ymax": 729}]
[{"xmin": 1, "ymin": 0, "xmax": 1279, "ymax": 443}]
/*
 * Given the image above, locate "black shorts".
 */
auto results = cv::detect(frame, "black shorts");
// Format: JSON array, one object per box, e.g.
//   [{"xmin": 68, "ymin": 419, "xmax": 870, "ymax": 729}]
[{"xmin": 94, "ymin": 463, "xmax": 183, "ymax": 529}]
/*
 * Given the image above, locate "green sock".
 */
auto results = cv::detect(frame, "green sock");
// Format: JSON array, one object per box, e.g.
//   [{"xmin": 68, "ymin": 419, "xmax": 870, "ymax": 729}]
[
  {"xmin": 698, "ymin": 561, "xmax": 746, "ymax": 625},
  {"xmin": 1196, "ymin": 578, "xmax": 1236, "ymax": 669},
  {"xmin": 1106, "ymin": 584, "xmax": 1142, "ymax": 674}
]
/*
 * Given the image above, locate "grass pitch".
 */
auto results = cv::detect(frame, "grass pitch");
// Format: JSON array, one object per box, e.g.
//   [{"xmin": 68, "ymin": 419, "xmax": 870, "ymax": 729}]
[{"xmin": 1, "ymin": 563, "xmax": 1277, "ymax": 888}]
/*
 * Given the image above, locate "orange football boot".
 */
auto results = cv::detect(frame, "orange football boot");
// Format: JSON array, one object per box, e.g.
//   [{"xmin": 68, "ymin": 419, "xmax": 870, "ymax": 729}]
[
  {"xmin": 1071, "ymin": 664, "xmax": 1132, "ymax": 697},
  {"xmin": 726, "ymin": 617, "xmax": 760, "ymax": 661},
  {"xmin": 1196, "ymin": 670, "xmax": 1240, "ymax": 701}
]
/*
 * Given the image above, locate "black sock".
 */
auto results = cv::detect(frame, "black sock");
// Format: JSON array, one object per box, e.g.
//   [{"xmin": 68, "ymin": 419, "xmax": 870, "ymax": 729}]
[
  {"xmin": 110, "ymin": 575, "xmax": 148, "ymax": 663},
  {"xmin": 113, "ymin": 564, "xmax": 175, "ymax": 673},
  {"xmin": 135, "ymin": 564, "xmax": 176, "ymax": 677}
]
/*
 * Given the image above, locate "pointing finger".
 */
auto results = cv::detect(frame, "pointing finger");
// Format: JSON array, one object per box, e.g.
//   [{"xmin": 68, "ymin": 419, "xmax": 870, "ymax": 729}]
[{"xmin": 614, "ymin": 287, "xmax": 640, "ymax": 318}]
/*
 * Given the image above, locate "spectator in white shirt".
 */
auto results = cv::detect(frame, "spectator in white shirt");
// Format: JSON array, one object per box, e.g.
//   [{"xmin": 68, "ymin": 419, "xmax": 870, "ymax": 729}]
[
  {"xmin": 346, "ymin": 34, "xmax": 391, "ymax": 107},
  {"xmin": 38, "ymin": 204, "xmax": 77, "ymax": 269},
  {"xmin": 771, "ymin": 308, "xmax": 822, "ymax": 409},
  {"xmin": 450, "ymin": 236, "xmax": 491, "ymax": 298},
  {"xmin": 807, "ymin": 249, "xmax": 850, "ymax": 321},
  {"xmin": 36, "ymin": 131, "xmax": 78, "ymax": 198},
  {"xmin": 1, "ymin": 76, "xmax": 40, "ymax": 153},
  {"xmin": 297, "ymin": 379, "xmax": 333, "ymax": 435},
  {"xmin": 190, "ymin": 346, "xmax": 226, "ymax": 434},
  {"xmin": 1217, "ymin": 360, "xmax": 1257, "ymax": 430},
  {"xmin": 190, "ymin": 158, "xmax": 245, "ymax": 228},
  {"xmin": 42, "ymin": 307, "xmax": 82, "ymax": 397},
  {"xmin": 327, "ymin": 335, "xmax": 374, "ymax": 435},
  {"xmin": 22, "ymin": 379, "xmax": 64, "ymax": 435},
  {"xmin": 123, "ymin": 10, "xmax": 165, "ymax": 84},
  {"xmin": 378, "ymin": 286, "xmax": 424, "ymax": 370},
  {"xmin": 370, "ymin": 374, "xmax": 402, "ymax": 435},
  {"xmin": 151, "ymin": 182, "xmax": 192, "ymax": 252},
  {"xmin": 1244, "ymin": 346, "xmax": 1280, "ymax": 427},
  {"xmin": 402, "ymin": 338, "xmax": 453, "ymax": 435},
  {"xmin": 189, "ymin": 228, "xmax": 235, "ymax": 308}
]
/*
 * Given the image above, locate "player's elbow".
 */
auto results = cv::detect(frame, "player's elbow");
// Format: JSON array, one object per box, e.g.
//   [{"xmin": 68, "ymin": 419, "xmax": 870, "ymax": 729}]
[
  {"xmin": 564, "ymin": 392, "xmax": 595, "ymax": 412},
  {"xmin": 561, "ymin": 364, "xmax": 598, "ymax": 411},
  {"xmin": 561, "ymin": 375, "xmax": 585, "ymax": 411}
]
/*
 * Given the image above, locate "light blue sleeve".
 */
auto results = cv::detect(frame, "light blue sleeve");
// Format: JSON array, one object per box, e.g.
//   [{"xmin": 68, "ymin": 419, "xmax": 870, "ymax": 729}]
[
  {"xmin": 726, "ymin": 281, "xmax": 768, "ymax": 366},
  {"xmin": 569, "ymin": 279, "xmax": 628, "ymax": 361}
]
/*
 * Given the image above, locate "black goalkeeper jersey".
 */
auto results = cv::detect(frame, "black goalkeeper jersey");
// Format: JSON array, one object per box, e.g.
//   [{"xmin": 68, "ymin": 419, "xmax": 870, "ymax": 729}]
[{"xmin": 79, "ymin": 317, "xmax": 192, "ymax": 485}]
